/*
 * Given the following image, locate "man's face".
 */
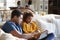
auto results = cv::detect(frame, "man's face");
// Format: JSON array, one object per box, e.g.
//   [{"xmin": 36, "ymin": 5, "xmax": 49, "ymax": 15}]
[
  {"xmin": 26, "ymin": 16, "xmax": 33, "ymax": 23},
  {"xmin": 15, "ymin": 15, "xmax": 23, "ymax": 24}
]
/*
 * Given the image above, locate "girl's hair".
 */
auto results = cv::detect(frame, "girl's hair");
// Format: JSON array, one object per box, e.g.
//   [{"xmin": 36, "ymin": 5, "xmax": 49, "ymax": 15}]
[{"xmin": 23, "ymin": 12, "xmax": 33, "ymax": 21}]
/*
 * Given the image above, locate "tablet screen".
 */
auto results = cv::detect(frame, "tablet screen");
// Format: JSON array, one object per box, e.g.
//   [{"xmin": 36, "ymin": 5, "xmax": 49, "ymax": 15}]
[{"xmin": 38, "ymin": 31, "xmax": 47, "ymax": 39}]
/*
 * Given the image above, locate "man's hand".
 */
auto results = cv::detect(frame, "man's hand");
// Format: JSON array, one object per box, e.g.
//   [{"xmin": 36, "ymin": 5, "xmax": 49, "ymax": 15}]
[
  {"xmin": 30, "ymin": 30, "xmax": 41, "ymax": 39},
  {"xmin": 24, "ymin": 30, "xmax": 48, "ymax": 39},
  {"xmin": 23, "ymin": 33, "xmax": 34, "ymax": 39}
]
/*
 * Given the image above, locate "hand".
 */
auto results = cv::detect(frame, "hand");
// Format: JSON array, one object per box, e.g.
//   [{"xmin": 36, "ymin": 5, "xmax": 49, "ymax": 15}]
[
  {"xmin": 25, "ymin": 33, "xmax": 37, "ymax": 40},
  {"xmin": 43, "ymin": 30, "xmax": 48, "ymax": 34},
  {"xmin": 30, "ymin": 31, "xmax": 41, "ymax": 39},
  {"xmin": 23, "ymin": 33, "xmax": 33, "ymax": 39}
]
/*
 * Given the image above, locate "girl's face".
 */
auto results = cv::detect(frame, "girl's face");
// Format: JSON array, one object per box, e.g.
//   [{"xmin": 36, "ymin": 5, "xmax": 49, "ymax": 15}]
[{"xmin": 25, "ymin": 16, "xmax": 33, "ymax": 23}]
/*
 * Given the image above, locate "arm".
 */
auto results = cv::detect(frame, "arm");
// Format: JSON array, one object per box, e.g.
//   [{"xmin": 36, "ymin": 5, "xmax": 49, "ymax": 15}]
[
  {"xmin": 3, "ymin": 22, "xmax": 33, "ymax": 39},
  {"xmin": 10, "ymin": 29, "xmax": 42, "ymax": 39},
  {"xmin": 38, "ymin": 26, "xmax": 48, "ymax": 34},
  {"xmin": 10, "ymin": 30, "xmax": 23, "ymax": 38},
  {"xmin": 10, "ymin": 30, "xmax": 34, "ymax": 39}
]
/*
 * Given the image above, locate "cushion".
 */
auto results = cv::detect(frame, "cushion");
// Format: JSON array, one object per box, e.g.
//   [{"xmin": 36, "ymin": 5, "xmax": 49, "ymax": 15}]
[
  {"xmin": 35, "ymin": 20, "xmax": 56, "ymax": 37},
  {"xmin": 0, "ymin": 28, "xmax": 5, "ymax": 37},
  {"xmin": 33, "ymin": 14, "xmax": 56, "ymax": 34},
  {"xmin": 32, "ymin": 14, "xmax": 55, "ymax": 23},
  {"xmin": 0, "ymin": 21, "xmax": 6, "ymax": 28},
  {"xmin": 0, "ymin": 33, "xmax": 27, "ymax": 40},
  {"xmin": 53, "ymin": 19, "xmax": 60, "ymax": 37},
  {"xmin": 0, "ymin": 29, "xmax": 27, "ymax": 40},
  {"xmin": 0, "ymin": 33, "xmax": 16, "ymax": 40}
]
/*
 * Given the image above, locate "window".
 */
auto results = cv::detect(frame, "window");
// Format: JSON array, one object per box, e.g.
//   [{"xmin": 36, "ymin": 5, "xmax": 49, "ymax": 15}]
[
  {"xmin": 0, "ymin": 0, "xmax": 17, "ymax": 9},
  {"xmin": 0, "ymin": 0, "xmax": 4, "ymax": 9},
  {"xmin": 6, "ymin": 0, "xmax": 16, "ymax": 7}
]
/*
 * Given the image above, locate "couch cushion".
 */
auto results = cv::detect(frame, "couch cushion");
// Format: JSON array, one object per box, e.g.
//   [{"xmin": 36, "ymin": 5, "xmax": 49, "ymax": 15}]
[
  {"xmin": 0, "ymin": 33, "xmax": 27, "ymax": 40},
  {"xmin": 35, "ymin": 19, "xmax": 56, "ymax": 37},
  {"xmin": 0, "ymin": 28, "xmax": 5, "ymax": 37},
  {"xmin": 0, "ymin": 29, "xmax": 27, "ymax": 40},
  {"xmin": 0, "ymin": 21, "xmax": 6, "ymax": 28}
]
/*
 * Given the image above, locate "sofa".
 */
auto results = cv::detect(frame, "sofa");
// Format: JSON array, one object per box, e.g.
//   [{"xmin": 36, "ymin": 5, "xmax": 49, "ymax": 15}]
[
  {"xmin": 0, "ymin": 14, "xmax": 60, "ymax": 40},
  {"xmin": 32, "ymin": 14, "xmax": 60, "ymax": 38}
]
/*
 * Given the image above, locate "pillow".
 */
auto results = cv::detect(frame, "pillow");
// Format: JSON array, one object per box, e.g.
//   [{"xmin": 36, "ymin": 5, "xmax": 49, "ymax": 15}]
[
  {"xmin": 0, "ymin": 33, "xmax": 27, "ymax": 40},
  {"xmin": 0, "ymin": 33, "xmax": 16, "ymax": 40},
  {"xmin": 0, "ymin": 21, "xmax": 6, "ymax": 28},
  {"xmin": 0, "ymin": 28, "xmax": 5, "ymax": 37},
  {"xmin": 53, "ymin": 19, "xmax": 60, "ymax": 37},
  {"xmin": 39, "ymin": 15, "xmax": 55, "ymax": 23},
  {"xmin": 55, "ymin": 16, "xmax": 60, "ymax": 19},
  {"xmin": 35, "ymin": 20, "xmax": 56, "ymax": 37},
  {"xmin": 32, "ymin": 14, "xmax": 55, "ymax": 23},
  {"xmin": 0, "ymin": 29, "xmax": 27, "ymax": 40}
]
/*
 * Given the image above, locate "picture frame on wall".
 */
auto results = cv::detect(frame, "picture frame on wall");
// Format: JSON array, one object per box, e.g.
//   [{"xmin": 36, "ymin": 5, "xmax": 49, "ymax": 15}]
[
  {"xmin": 25, "ymin": 0, "xmax": 32, "ymax": 5},
  {"xmin": 40, "ymin": 4, "xmax": 43, "ymax": 11},
  {"xmin": 44, "ymin": 4, "xmax": 48, "ymax": 10}
]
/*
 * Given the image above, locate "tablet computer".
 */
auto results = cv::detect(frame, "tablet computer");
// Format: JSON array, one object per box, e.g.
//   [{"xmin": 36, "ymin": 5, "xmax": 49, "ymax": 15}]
[{"xmin": 38, "ymin": 31, "xmax": 48, "ymax": 39}]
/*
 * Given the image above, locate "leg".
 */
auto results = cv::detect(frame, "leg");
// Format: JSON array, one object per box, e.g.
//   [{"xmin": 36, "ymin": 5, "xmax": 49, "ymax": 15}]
[
  {"xmin": 38, "ymin": 33, "xmax": 54, "ymax": 40},
  {"xmin": 46, "ymin": 33, "xmax": 55, "ymax": 40}
]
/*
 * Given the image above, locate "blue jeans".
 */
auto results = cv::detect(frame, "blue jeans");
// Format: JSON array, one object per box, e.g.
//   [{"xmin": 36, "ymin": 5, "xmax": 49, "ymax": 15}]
[{"xmin": 40, "ymin": 33, "xmax": 54, "ymax": 40}]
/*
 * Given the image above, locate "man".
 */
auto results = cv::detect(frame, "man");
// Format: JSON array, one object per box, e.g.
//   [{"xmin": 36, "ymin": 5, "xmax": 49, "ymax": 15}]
[{"xmin": 2, "ymin": 10, "xmax": 40, "ymax": 40}]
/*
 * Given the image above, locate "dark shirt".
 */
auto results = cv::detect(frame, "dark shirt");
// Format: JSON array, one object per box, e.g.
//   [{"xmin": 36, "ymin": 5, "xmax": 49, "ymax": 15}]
[{"xmin": 2, "ymin": 21, "xmax": 23, "ymax": 34}]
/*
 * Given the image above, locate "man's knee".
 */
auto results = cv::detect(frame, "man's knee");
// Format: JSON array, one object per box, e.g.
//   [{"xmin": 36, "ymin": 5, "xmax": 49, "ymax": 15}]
[
  {"xmin": 46, "ymin": 33, "xmax": 55, "ymax": 40},
  {"xmin": 48, "ymin": 33, "xmax": 55, "ymax": 37}
]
